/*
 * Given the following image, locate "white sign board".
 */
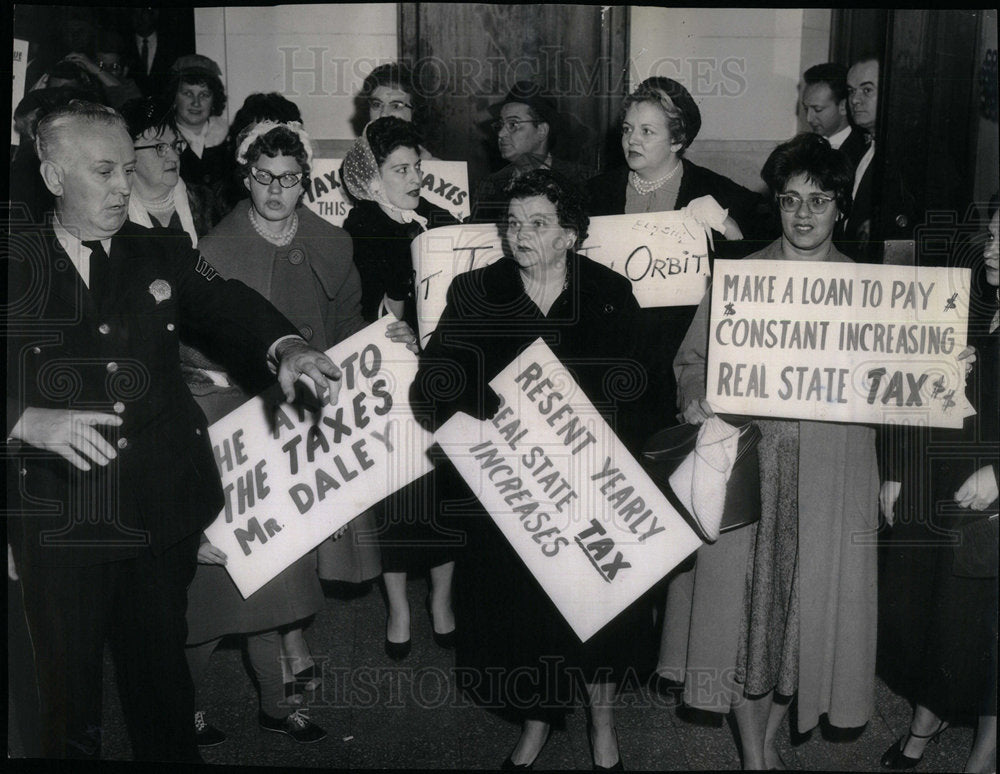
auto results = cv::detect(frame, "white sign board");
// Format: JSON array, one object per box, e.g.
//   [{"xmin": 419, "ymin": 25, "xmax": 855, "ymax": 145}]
[
  {"xmin": 413, "ymin": 211, "xmax": 710, "ymax": 345},
  {"xmin": 12, "ymin": 39, "xmax": 29, "ymax": 145},
  {"xmin": 204, "ymin": 319, "xmax": 435, "ymax": 597},
  {"xmin": 304, "ymin": 157, "xmax": 470, "ymax": 227},
  {"xmin": 705, "ymin": 259, "xmax": 973, "ymax": 428},
  {"xmin": 434, "ymin": 339, "xmax": 701, "ymax": 642}
]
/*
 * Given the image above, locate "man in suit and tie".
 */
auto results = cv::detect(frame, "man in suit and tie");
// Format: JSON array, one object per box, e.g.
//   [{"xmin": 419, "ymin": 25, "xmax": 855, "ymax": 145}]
[
  {"xmin": 841, "ymin": 56, "xmax": 917, "ymax": 263},
  {"xmin": 5, "ymin": 101, "xmax": 342, "ymax": 761},
  {"xmin": 802, "ymin": 62, "xmax": 867, "ymax": 169},
  {"xmin": 126, "ymin": 8, "xmax": 175, "ymax": 97}
]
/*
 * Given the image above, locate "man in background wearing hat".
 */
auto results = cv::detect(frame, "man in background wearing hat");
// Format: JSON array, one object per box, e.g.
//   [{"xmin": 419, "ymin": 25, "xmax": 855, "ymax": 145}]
[{"xmin": 471, "ymin": 81, "xmax": 590, "ymax": 223}]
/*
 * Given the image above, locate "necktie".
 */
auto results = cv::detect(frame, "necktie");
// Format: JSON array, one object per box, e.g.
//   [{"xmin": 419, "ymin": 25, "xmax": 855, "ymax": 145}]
[
  {"xmin": 140, "ymin": 37, "xmax": 149, "ymax": 74},
  {"xmin": 82, "ymin": 240, "xmax": 110, "ymax": 301}
]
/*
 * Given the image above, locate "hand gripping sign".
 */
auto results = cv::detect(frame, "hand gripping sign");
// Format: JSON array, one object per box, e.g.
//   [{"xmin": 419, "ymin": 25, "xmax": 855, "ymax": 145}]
[
  {"xmin": 434, "ymin": 339, "xmax": 701, "ymax": 642},
  {"xmin": 204, "ymin": 318, "xmax": 434, "ymax": 597},
  {"xmin": 413, "ymin": 210, "xmax": 710, "ymax": 347},
  {"xmin": 705, "ymin": 259, "xmax": 974, "ymax": 428}
]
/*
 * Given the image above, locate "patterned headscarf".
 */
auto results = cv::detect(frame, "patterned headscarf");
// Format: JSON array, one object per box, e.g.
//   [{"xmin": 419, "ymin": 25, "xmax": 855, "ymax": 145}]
[{"xmin": 342, "ymin": 122, "xmax": 428, "ymax": 228}]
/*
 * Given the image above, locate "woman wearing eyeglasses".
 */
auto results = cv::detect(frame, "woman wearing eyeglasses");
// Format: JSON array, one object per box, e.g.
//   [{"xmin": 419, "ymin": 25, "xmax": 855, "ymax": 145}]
[
  {"xmin": 668, "ymin": 133, "xmax": 879, "ymax": 768},
  {"xmin": 178, "ymin": 119, "xmax": 416, "ymax": 745},
  {"xmin": 471, "ymin": 81, "xmax": 590, "ymax": 224},
  {"xmin": 120, "ymin": 97, "xmax": 207, "ymax": 246},
  {"xmin": 358, "ymin": 62, "xmax": 435, "ymax": 160}
]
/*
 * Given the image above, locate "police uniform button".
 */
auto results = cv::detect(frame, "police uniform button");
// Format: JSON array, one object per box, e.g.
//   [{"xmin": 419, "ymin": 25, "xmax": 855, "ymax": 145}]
[
  {"xmin": 117, "ymin": 437, "xmax": 129, "ymax": 450},
  {"xmin": 895, "ymin": 214, "xmax": 909, "ymax": 228},
  {"xmin": 32, "ymin": 346, "xmax": 41, "ymax": 354},
  {"xmin": 113, "ymin": 401, "xmax": 125, "ymax": 414},
  {"xmin": 288, "ymin": 248, "xmax": 305, "ymax": 265},
  {"xmin": 603, "ymin": 303, "xmax": 615, "ymax": 313},
  {"xmin": 166, "ymin": 323, "xmax": 175, "ymax": 331},
  {"xmin": 98, "ymin": 323, "xmax": 111, "ymax": 335},
  {"xmin": 299, "ymin": 325, "xmax": 314, "ymax": 341},
  {"xmin": 20, "ymin": 468, "xmax": 27, "ymax": 477},
  {"xmin": 106, "ymin": 362, "xmax": 119, "ymax": 373},
  {"xmin": 195, "ymin": 428, "xmax": 202, "ymax": 436}
]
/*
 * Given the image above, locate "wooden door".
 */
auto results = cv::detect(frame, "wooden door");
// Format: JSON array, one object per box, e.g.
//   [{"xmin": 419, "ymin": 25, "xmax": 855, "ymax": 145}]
[{"xmin": 399, "ymin": 3, "xmax": 629, "ymax": 192}]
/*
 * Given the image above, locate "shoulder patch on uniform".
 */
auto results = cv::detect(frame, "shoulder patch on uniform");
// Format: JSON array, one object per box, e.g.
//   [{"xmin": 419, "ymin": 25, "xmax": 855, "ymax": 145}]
[{"xmin": 194, "ymin": 254, "xmax": 219, "ymax": 281}]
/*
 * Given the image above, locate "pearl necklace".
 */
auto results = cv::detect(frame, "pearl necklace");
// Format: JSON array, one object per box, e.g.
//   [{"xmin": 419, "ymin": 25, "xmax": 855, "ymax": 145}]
[
  {"xmin": 248, "ymin": 206, "xmax": 298, "ymax": 247},
  {"xmin": 134, "ymin": 186, "xmax": 175, "ymax": 212},
  {"xmin": 629, "ymin": 160, "xmax": 682, "ymax": 195}
]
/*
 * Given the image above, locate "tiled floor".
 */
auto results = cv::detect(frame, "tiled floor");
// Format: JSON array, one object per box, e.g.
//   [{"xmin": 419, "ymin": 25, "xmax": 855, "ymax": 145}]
[{"xmin": 10, "ymin": 575, "xmax": 979, "ymax": 770}]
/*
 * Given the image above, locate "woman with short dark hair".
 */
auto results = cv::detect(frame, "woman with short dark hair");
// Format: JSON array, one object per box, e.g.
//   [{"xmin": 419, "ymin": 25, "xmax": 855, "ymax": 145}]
[
  {"xmin": 668, "ymin": 133, "xmax": 878, "ymax": 768},
  {"xmin": 342, "ymin": 115, "xmax": 460, "ymax": 661},
  {"xmin": 413, "ymin": 168, "xmax": 651, "ymax": 769},
  {"xmin": 119, "ymin": 96, "xmax": 207, "ymax": 244}
]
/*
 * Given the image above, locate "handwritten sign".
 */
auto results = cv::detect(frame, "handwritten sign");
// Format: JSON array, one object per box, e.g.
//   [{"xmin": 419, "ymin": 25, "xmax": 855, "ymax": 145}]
[
  {"xmin": 705, "ymin": 260, "xmax": 973, "ymax": 428},
  {"xmin": 413, "ymin": 211, "xmax": 710, "ymax": 345},
  {"xmin": 304, "ymin": 158, "xmax": 470, "ymax": 227},
  {"xmin": 434, "ymin": 339, "xmax": 701, "ymax": 642},
  {"xmin": 204, "ymin": 319, "xmax": 435, "ymax": 597}
]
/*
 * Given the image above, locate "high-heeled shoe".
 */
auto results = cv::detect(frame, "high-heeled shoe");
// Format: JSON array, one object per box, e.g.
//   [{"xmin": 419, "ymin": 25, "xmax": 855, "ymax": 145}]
[
  {"xmin": 501, "ymin": 726, "xmax": 552, "ymax": 770},
  {"xmin": 425, "ymin": 595, "xmax": 456, "ymax": 649},
  {"xmin": 880, "ymin": 720, "xmax": 949, "ymax": 769},
  {"xmin": 384, "ymin": 637, "xmax": 411, "ymax": 660},
  {"xmin": 588, "ymin": 726, "xmax": 624, "ymax": 771}
]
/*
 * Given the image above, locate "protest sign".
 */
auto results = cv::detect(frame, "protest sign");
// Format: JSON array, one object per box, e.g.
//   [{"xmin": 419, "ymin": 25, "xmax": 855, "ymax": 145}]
[
  {"xmin": 413, "ymin": 211, "xmax": 710, "ymax": 345},
  {"xmin": 434, "ymin": 339, "xmax": 701, "ymax": 642},
  {"xmin": 204, "ymin": 318, "xmax": 435, "ymax": 597},
  {"xmin": 303, "ymin": 157, "xmax": 470, "ymax": 227},
  {"xmin": 705, "ymin": 259, "xmax": 973, "ymax": 428}
]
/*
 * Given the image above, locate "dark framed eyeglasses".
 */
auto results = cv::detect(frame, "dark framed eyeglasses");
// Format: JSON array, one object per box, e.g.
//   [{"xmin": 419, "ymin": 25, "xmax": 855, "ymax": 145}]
[
  {"xmin": 369, "ymin": 98, "xmax": 412, "ymax": 113},
  {"xmin": 134, "ymin": 139, "xmax": 188, "ymax": 157},
  {"xmin": 491, "ymin": 118, "xmax": 539, "ymax": 133},
  {"xmin": 776, "ymin": 193, "xmax": 836, "ymax": 214},
  {"xmin": 249, "ymin": 166, "xmax": 304, "ymax": 188}
]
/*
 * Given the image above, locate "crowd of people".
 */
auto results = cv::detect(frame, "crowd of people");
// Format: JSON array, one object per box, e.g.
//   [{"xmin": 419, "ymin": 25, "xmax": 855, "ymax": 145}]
[{"xmin": 7, "ymin": 17, "xmax": 998, "ymax": 772}]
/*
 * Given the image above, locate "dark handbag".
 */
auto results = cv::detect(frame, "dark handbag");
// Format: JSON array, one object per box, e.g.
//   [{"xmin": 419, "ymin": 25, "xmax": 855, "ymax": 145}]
[{"xmin": 640, "ymin": 416, "xmax": 762, "ymax": 543}]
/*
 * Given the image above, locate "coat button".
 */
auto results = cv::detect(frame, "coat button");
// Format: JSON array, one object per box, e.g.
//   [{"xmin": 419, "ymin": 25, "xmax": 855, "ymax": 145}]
[
  {"xmin": 20, "ymin": 468, "xmax": 27, "ymax": 476},
  {"xmin": 288, "ymin": 248, "xmax": 305, "ymax": 265},
  {"xmin": 195, "ymin": 428, "xmax": 202, "ymax": 436},
  {"xmin": 299, "ymin": 325, "xmax": 314, "ymax": 341},
  {"xmin": 106, "ymin": 361, "xmax": 119, "ymax": 373},
  {"xmin": 166, "ymin": 323, "xmax": 175, "ymax": 331},
  {"xmin": 117, "ymin": 437, "xmax": 129, "ymax": 450},
  {"xmin": 603, "ymin": 303, "xmax": 615, "ymax": 313},
  {"xmin": 895, "ymin": 214, "xmax": 909, "ymax": 228},
  {"xmin": 113, "ymin": 401, "xmax": 125, "ymax": 414},
  {"xmin": 98, "ymin": 323, "xmax": 111, "ymax": 335},
  {"xmin": 32, "ymin": 346, "xmax": 41, "ymax": 354}
]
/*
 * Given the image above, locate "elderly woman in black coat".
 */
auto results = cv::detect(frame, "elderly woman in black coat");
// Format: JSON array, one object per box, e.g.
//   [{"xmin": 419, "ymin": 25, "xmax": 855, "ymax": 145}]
[{"xmin": 413, "ymin": 170, "xmax": 652, "ymax": 769}]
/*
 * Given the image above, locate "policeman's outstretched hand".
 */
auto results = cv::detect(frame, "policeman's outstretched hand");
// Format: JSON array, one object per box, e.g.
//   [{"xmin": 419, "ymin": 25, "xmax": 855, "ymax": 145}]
[
  {"xmin": 276, "ymin": 339, "xmax": 342, "ymax": 406},
  {"xmin": 10, "ymin": 407, "xmax": 123, "ymax": 471}
]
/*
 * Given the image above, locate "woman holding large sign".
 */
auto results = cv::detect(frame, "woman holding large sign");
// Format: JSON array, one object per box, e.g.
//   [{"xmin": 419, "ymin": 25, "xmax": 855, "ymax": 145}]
[
  {"xmin": 342, "ymin": 117, "xmax": 461, "ymax": 659},
  {"xmin": 413, "ymin": 170, "xmax": 649, "ymax": 769},
  {"xmin": 666, "ymin": 134, "xmax": 879, "ymax": 768},
  {"xmin": 179, "ymin": 120, "xmax": 415, "ymax": 743}
]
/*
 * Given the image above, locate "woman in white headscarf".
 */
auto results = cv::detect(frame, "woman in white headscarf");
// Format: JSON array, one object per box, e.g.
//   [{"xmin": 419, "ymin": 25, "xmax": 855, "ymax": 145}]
[{"xmin": 342, "ymin": 117, "xmax": 460, "ymax": 660}]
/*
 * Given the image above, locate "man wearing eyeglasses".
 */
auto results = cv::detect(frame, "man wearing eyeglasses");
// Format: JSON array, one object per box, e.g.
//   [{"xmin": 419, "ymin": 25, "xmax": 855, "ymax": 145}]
[
  {"xmin": 60, "ymin": 30, "xmax": 143, "ymax": 110},
  {"xmin": 471, "ymin": 81, "xmax": 589, "ymax": 223},
  {"xmin": 6, "ymin": 101, "xmax": 341, "ymax": 762}
]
